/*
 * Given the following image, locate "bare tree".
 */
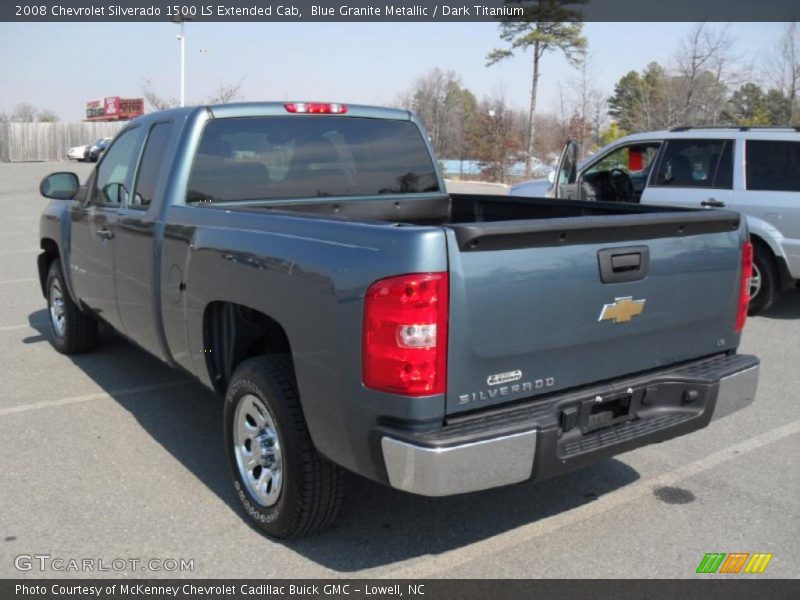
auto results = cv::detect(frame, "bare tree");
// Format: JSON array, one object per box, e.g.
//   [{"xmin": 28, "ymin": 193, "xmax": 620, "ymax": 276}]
[
  {"xmin": 140, "ymin": 78, "xmax": 179, "ymax": 111},
  {"xmin": 471, "ymin": 93, "xmax": 527, "ymax": 183},
  {"xmin": 140, "ymin": 77, "xmax": 246, "ymax": 111},
  {"xmin": 674, "ymin": 23, "xmax": 738, "ymax": 125},
  {"xmin": 771, "ymin": 22, "xmax": 800, "ymax": 122},
  {"xmin": 10, "ymin": 103, "xmax": 39, "ymax": 122},
  {"xmin": 38, "ymin": 109, "xmax": 59, "ymax": 123},
  {"xmin": 531, "ymin": 112, "xmax": 567, "ymax": 164},
  {"xmin": 399, "ymin": 69, "xmax": 477, "ymax": 161},
  {"xmin": 560, "ymin": 52, "xmax": 606, "ymax": 156},
  {"xmin": 204, "ymin": 79, "xmax": 245, "ymax": 104}
]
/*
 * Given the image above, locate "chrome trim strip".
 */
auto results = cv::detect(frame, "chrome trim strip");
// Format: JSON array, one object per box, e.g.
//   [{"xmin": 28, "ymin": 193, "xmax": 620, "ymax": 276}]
[{"xmin": 381, "ymin": 430, "xmax": 537, "ymax": 497}]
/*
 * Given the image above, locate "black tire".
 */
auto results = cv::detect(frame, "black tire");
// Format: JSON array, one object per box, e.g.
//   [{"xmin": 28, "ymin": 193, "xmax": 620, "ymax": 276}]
[
  {"xmin": 224, "ymin": 356, "xmax": 344, "ymax": 539},
  {"xmin": 748, "ymin": 244, "xmax": 778, "ymax": 315},
  {"xmin": 45, "ymin": 259, "xmax": 98, "ymax": 354}
]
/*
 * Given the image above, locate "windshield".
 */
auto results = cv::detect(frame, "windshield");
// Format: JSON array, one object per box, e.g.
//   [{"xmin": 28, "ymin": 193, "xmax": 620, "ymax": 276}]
[{"xmin": 187, "ymin": 116, "xmax": 439, "ymax": 203}]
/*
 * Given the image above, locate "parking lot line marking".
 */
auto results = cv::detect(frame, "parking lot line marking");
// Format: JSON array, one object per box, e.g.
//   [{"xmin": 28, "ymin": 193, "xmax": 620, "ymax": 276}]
[
  {"xmin": 381, "ymin": 418, "xmax": 800, "ymax": 579},
  {"xmin": 0, "ymin": 321, "xmax": 47, "ymax": 332},
  {"xmin": 0, "ymin": 231, "xmax": 35, "ymax": 238},
  {"xmin": 0, "ymin": 380, "xmax": 194, "ymax": 417},
  {"xmin": 0, "ymin": 249, "xmax": 38, "ymax": 255}
]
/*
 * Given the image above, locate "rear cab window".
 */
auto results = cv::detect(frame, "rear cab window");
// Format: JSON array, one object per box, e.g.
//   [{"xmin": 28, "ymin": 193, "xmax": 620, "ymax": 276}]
[
  {"xmin": 186, "ymin": 116, "xmax": 440, "ymax": 203},
  {"xmin": 746, "ymin": 140, "xmax": 800, "ymax": 192},
  {"xmin": 652, "ymin": 139, "xmax": 733, "ymax": 189}
]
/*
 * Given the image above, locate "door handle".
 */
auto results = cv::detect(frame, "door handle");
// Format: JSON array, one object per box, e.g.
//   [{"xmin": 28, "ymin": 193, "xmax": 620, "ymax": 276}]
[
  {"xmin": 701, "ymin": 198, "xmax": 726, "ymax": 208},
  {"xmin": 96, "ymin": 228, "xmax": 114, "ymax": 240}
]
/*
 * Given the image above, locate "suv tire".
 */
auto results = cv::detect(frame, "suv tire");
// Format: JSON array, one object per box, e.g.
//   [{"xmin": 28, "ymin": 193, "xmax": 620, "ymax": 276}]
[
  {"xmin": 224, "ymin": 356, "xmax": 344, "ymax": 539},
  {"xmin": 749, "ymin": 244, "xmax": 778, "ymax": 315}
]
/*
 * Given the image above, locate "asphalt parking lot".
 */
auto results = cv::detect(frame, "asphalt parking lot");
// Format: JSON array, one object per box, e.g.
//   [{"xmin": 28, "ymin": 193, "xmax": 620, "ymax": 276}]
[{"xmin": 0, "ymin": 161, "xmax": 798, "ymax": 579}]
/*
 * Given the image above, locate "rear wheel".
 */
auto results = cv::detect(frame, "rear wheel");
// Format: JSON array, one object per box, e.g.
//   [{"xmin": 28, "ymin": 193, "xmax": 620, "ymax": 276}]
[
  {"xmin": 748, "ymin": 244, "xmax": 778, "ymax": 315},
  {"xmin": 224, "ymin": 356, "xmax": 344, "ymax": 539},
  {"xmin": 46, "ymin": 259, "xmax": 98, "ymax": 354}
]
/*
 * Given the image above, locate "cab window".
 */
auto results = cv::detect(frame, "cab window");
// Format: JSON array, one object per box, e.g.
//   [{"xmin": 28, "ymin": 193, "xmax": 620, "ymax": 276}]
[
  {"xmin": 652, "ymin": 139, "xmax": 733, "ymax": 189},
  {"xmin": 578, "ymin": 142, "xmax": 661, "ymax": 202},
  {"xmin": 130, "ymin": 122, "xmax": 174, "ymax": 210},
  {"xmin": 186, "ymin": 116, "xmax": 439, "ymax": 203},
  {"xmin": 584, "ymin": 143, "xmax": 661, "ymax": 178},
  {"xmin": 92, "ymin": 128, "xmax": 142, "ymax": 206}
]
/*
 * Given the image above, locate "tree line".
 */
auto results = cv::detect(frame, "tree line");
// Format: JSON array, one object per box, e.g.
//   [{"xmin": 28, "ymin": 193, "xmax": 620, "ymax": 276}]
[
  {"xmin": 608, "ymin": 23, "xmax": 800, "ymax": 132},
  {"xmin": 400, "ymin": 21, "xmax": 800, "ymax": 183},
  {"xmin": 0, "ymin": 103, "xmax": 59, "ymax": 123}
]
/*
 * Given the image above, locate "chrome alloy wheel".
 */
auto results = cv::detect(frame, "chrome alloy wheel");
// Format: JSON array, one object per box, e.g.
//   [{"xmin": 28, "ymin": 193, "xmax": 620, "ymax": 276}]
[
  {"xmin": 49, "ymin": 278, "xmax": 66, "ymax": 338},
  {"xmin": 234, "ymin": 394, "xmax": 283, "ymax": 507},
  {"xmin": 750, "ymin": 263, "xmax": 762, "ymax": 300}
]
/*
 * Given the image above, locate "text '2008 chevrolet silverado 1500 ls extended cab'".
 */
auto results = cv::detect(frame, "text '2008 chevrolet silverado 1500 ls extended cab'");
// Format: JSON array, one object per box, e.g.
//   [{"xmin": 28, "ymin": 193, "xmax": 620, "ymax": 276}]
[{"xmin": 37, "ymin": 102, "xmax": 760, "ymax": 538}]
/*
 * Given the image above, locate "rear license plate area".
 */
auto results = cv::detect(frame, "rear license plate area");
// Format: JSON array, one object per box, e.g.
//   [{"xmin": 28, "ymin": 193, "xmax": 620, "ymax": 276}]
[{"xmin": 582, "ymin": 391, "xmax": 633, "ymax": 433}]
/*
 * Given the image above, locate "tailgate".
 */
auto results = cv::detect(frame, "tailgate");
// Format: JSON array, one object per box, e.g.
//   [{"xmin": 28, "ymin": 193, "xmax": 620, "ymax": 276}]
[{"xmin": 444, "ymin": 210, "xmax": 745, "ymax": 415}]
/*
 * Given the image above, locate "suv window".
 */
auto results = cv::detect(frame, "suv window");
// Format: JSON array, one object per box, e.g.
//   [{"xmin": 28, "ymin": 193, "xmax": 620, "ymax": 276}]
[
  {"xmin": 584, "ymin": 142, "xmax": 661, "ymax": 178},
  {"xmin": 746, "ymin": 140, "xmax": 800, "ymax": 192},
  {"xmin": 130, "ymin": 122, "xmax": 174, "ymax": 210},
  {"xmin": 653, "ymin": 139, "xmax": 733, "ymax": 189},
  {"xmin": 187, "ymin": 116, "xmax": 440, "ymax": 203},
  {"xmin": 93, "ymin": 128, "xmax": 142, "ymax": 206}
]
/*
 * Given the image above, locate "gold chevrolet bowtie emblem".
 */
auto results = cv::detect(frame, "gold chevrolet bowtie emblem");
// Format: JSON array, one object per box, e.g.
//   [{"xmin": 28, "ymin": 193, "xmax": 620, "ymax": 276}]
[{"xmin": 598, "ymin": 296, "xmax": 646, "ymax": 324}]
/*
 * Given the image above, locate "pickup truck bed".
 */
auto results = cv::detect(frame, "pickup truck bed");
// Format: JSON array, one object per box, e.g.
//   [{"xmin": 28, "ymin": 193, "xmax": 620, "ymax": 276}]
[
  {"xmin": 36, "ymin": 102, "xmax": 759, "ymax": 538},
  {"xmin": 218, "ymin": 192, "xmax": 746, "ymax": 416}
]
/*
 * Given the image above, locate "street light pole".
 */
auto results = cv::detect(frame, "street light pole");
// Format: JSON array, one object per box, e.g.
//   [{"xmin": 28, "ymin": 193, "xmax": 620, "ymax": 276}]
[
  {"xmin": 179, "ymin": 21, "xmax": 185, "ymax": 107},
  {"xmin": 171, "ymin": 16, "xmax": 193, "ymax": 107},
  {"xmin": 488, "ymin": 110, "xmax": 502, "ymax": 184}
]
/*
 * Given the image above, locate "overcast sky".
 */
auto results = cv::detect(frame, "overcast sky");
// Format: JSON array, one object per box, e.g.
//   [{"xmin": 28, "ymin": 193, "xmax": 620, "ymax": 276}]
[{"xmin": 0, "ymin": 21, "xmax": 786, "ymax": 121}]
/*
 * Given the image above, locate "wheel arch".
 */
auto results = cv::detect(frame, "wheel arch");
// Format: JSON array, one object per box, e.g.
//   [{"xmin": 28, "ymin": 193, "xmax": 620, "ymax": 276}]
[
  {"xmin": 749, "ymin": 232, "xmax": 793, "ymax": 290},
  {"xmin": 38, "ymin": 238, "xmax": 60, "ymax": 297},
  {"xmin": 202, "ymin": 301, "xmax": 296, "ymax": 395}
]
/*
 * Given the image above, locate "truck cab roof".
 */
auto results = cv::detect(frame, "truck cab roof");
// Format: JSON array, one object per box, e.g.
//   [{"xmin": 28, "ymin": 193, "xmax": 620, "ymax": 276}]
[{"xmin": 128, "ymin": 102, "xmax": 413, "ymax": 127}]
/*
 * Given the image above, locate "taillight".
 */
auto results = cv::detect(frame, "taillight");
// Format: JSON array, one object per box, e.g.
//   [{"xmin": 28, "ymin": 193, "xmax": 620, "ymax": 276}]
[
  {"xmin": 284, "ymin": 102, "xmax": 347, "ymax": 114},
  {"xmin": 735, "ymin": 242, "xmax": 753, "ymax": 333},
  {"xmin": 363, "ymin": 273, "xmax": 448, "ymax": 396}
]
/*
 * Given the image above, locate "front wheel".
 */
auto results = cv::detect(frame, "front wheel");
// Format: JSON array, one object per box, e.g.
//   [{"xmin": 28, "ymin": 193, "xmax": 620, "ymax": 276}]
[
  {"xmin": 224, "ymin": 356, "xmax": 344, "ymax": 539},
  {"xmin": 46, "ymin": 259, "xmax": 98, "ymax": 354}
]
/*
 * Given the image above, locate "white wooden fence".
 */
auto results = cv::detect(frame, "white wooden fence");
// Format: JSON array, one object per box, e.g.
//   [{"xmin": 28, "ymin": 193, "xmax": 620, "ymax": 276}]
[{"xmin": 0, "ymin": 122, "xmax": 126, "ymax": 162}]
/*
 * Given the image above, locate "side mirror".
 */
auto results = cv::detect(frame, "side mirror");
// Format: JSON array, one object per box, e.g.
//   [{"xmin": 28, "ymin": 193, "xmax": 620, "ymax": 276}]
[
  {"xmin": 547, "ymin": 170, "xmax": 555, "ymax": 184},
  {"xmin": 40, "ymin": 172, "xmax": 80, "ymax": 200}
]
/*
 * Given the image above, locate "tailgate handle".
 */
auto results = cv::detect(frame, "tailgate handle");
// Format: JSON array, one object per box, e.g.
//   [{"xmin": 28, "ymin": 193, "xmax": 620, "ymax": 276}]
[
  {"xmin": 611, "ymin": 252, "xmax": 641, "ymax": 272},
  {"xmin": 598, "ymin": 246, "xmax": 649, "ymax": 283}
]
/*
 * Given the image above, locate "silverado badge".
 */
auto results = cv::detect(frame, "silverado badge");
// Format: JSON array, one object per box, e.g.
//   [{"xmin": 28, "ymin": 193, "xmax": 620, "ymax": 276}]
[{"xmin": 598, "ymin": 296, "xmax": 646, "ymax": 324}]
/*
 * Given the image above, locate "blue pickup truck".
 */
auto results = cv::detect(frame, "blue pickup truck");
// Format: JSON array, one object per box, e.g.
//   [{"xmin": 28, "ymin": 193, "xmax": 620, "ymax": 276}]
[{"xmin": 37, "ymin": 102, "xmax": 760, "ymax": 538}]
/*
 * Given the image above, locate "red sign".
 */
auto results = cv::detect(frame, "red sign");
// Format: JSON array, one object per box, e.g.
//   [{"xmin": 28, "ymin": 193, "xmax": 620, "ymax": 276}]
[{"xmin": 104, "ymin": 96, "xmax": 120, "ymax": 115}]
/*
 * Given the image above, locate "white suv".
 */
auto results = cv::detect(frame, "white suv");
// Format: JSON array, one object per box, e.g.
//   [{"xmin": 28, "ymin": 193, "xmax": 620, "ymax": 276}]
[{"xmin": 512, "ymin": 127, "xmax": 800, "ymax": 314}]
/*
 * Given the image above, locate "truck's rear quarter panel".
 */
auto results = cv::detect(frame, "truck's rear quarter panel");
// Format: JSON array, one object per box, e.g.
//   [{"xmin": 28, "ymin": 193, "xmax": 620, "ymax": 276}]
[{"xmin": 165, "ymin": 207, "xmax": 450, "ymax": 480}]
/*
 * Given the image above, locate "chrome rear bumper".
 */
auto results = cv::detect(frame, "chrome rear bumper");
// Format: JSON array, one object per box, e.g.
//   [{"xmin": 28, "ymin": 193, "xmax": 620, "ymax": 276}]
[
  {"xmin": 381, "ymin": 356, "xmax": 759, "ymax": 497},
  {"xmin": 381, "ymin": 430, "xmax": 537, "ymax": 497}
]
